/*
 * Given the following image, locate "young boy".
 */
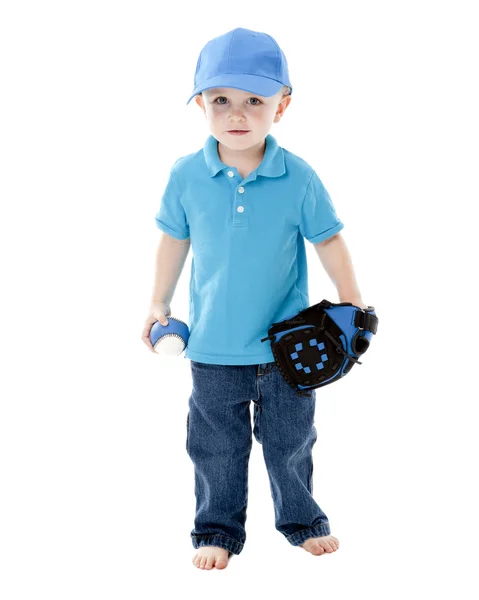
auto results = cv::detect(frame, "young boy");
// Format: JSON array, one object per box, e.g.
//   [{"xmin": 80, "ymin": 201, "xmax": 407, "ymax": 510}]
[{"xmin": 142, "ymin": 27, "xmax": 368, "ymax": 570}]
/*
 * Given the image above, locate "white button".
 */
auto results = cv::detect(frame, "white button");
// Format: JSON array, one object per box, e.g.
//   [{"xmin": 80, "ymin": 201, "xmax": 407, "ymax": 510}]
[
  {"xmin": 227, "ymin": 170, "xmax": 234, "ymax": 177},
  {"xmin": 238, "ymin": 186, "xmax": 245, "ymax": 193},
  {"xmin": 237, "ymin": 206, "xmax": 244, "ymax": 213}
]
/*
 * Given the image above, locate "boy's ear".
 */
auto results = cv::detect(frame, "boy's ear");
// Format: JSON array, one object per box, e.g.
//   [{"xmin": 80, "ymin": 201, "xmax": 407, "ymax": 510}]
[
  {"xmin": 194, "ymin": 94, "xmax": 205, "ymax": 111},
  {"xmin": 274, "ymin": 95, "xmax": 292, "ymax": 122}
]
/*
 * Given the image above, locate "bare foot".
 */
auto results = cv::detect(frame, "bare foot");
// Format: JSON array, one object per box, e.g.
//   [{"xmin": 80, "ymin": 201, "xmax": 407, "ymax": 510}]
[
  {"xmin": 192, "ymin": 546, "xmax": 231, "ymax": 570},
  {"xmin": 300, "ymin": 535, "xmax": 340, "ymax": 555}
]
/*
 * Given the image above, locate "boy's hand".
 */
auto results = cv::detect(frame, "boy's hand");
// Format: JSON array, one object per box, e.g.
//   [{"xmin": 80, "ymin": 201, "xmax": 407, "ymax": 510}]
[
  {"xmin": 141, "ymin": 301, "xmax": 171, "ymax": 353},
  {"xmin": 340, "ymin": 297, "xmax": 369, "ymax": 310},
  {"xmin": 354, "ymin": 300, "xmax": 369, "ymax": 310}
]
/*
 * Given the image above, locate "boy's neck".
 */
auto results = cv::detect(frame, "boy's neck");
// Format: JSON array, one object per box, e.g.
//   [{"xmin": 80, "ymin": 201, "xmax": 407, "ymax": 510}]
[{"xmin": 217, "ymin": 137, "xmax": 266, "ymax": 169}]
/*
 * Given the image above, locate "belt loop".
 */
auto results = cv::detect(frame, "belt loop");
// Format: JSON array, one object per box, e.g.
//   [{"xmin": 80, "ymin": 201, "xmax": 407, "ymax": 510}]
[{"xmin": 257, "ymin": 362, "xmax": 273, "ymax": 376}]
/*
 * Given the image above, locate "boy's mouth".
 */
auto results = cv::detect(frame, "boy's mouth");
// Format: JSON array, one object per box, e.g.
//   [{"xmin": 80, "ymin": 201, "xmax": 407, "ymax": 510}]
[{"xmin": 227, "ymin": 130, "xmax": 250, "ymax": 135}]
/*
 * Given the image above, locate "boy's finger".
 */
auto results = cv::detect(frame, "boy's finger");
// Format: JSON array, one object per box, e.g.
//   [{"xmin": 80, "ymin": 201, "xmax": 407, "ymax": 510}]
[
  {"xmin": 146, "ymin": 340, "xmax": 156, "ymax": 353},
  {"xmin": 141, "ymin": 329, "xmax": 154, "ymax": 348}
]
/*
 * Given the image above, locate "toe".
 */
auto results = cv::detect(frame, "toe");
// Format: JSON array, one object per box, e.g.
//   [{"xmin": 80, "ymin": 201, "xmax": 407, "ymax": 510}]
[
  {"xmin": 205, "ymin": 556, "xmax": 215, "ymax": 570},
  {"xmin": 215, "ymin": 554, "xmax": 228, "ymax": 569},
  {"xmin": 200, "ymin": 556, "xmax": 208, "ymax": 569},
  {"xmin": 312, "ymin": 543, "xmax": 325, "ymax": 555},
  {"xmin": 323, "ymin": 541, "xmax": 334, "ymax": 552},
  {"xmin": 324, "ymin": 536, "xmax": 339, "ymax": 551}
]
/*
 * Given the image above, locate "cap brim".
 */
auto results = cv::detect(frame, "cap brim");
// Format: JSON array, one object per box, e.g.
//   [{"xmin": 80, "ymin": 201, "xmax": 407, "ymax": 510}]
[{"xmin": 186, "ymin": 73, "xmax": 287, "ymax": 105}]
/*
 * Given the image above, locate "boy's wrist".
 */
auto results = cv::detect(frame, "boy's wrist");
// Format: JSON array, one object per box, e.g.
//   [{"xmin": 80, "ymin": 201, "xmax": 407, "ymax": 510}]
[{"xmin": 150, "ymin": 299, "xmax": 170, "ymax": 309}]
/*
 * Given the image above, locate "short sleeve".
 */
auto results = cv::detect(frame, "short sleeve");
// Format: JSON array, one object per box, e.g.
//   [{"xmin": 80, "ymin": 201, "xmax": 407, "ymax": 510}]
[
  {"xmin": 299, "ymin": 170, "xmax": 344, "ymax": 244},
  {"xmin": 154, "ymin": 165, "xmax": 190, "ymax": 240}
]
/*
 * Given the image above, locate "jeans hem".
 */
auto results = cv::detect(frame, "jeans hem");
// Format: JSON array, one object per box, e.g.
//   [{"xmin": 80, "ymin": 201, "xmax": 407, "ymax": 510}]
[
  {"xmin": 285, "ymin": 522, "xmax": 332, "ymax": 546},
  {"xmin": 191, "ymin": 533, "xmax": 244, "ymax": 555}
]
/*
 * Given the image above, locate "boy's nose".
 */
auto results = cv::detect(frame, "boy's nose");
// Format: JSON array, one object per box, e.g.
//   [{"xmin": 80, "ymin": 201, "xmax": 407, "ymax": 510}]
[{"xmin": 228, "ymin": 107, "xmax": 246, "ymax": 117}]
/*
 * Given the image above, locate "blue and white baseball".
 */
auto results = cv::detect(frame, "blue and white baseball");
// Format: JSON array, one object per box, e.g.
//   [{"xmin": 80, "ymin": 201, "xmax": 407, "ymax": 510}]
[{"xmin": 149, "ymin": 317, "xmax": 190, "ymax": 356}]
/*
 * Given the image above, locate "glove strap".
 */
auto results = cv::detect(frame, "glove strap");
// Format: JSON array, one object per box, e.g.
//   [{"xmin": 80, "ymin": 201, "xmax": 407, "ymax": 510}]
[{"xmin": 354, "ymin": 310, "xmax": 378, "ymax": 334}]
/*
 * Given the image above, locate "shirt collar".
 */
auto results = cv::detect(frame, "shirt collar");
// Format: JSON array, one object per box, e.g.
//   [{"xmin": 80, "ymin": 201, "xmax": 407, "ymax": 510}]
[{"xmin": 203, "ymin": 133, "xmax": 286, "ymax": 180}]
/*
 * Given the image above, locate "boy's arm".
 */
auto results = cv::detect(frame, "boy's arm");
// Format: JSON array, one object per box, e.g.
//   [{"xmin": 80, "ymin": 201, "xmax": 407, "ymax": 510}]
[
  {"xmin": 150, "ymin": 232, "xmax": 190, "ymax": 307},
  {"xmin": 313, "ymin": 233, "xmax": 367, "ymax": 308}
]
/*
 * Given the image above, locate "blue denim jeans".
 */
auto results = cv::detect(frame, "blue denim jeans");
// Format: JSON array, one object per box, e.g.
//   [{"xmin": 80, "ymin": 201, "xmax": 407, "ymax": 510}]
[{"xmin": 186, "ymin": 360, "xmax": 331, "ymax": 555}]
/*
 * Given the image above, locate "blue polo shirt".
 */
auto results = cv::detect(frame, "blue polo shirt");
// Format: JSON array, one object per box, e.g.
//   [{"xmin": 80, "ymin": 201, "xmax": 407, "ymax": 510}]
[{"xmin": 155, "ymin": 133, "xmax": 344, "ymax": 365}]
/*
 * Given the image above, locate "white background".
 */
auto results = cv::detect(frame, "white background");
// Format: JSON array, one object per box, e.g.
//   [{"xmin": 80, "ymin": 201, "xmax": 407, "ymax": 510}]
[{"xmin": 1, "ymin": 0, "xmax": 478, "ymax": 598}]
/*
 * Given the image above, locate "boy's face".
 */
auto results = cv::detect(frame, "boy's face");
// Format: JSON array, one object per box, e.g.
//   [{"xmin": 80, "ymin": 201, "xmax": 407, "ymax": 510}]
[{"xmin": 195, "ymin": 87, "xmax": 291, "ymax": 152}]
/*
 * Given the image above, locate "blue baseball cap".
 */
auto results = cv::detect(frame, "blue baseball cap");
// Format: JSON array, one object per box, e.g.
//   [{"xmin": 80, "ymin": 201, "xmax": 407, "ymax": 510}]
[{"xmin": 186, "ymin": 27, "xmax": 293, "ymax": 105}]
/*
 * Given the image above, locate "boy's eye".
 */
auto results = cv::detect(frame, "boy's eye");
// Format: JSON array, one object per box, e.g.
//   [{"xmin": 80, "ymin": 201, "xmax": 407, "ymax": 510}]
[{"xmin": 214, "ymin": 96, "xmax": 261, "ymax": 105}]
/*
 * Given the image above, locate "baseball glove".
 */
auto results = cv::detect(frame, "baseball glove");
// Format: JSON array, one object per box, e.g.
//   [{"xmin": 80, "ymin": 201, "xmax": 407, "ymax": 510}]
[{"xmin": 260, "ymin": 299, "xmax": 378, "ymax": 394}]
